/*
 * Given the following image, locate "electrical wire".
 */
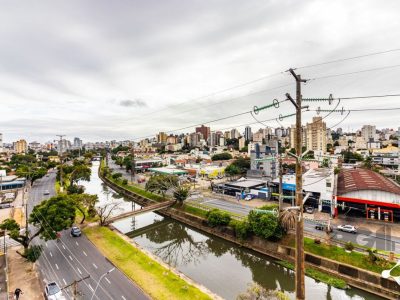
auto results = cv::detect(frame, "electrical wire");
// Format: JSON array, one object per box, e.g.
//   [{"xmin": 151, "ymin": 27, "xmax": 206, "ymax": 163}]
[
  {"xmin": 308, "ymin": 64, "xmax": 400, "ymax": 81},
  {"xmin": 294, "ymin": 48, "xmax": 400, "ymax": 70}
]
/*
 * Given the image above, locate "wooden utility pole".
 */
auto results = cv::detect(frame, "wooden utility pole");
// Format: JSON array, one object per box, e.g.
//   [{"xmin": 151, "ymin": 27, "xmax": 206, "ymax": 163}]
[
  {"xmin": 131, "ymin": 142, "xmax": 135, "ymax": 182},
  {"xmin": 278, "ymin": 154, "xmax": 283, "ymax": 211},
  {"xmin": 287, "ymin": 68, "xmax": 307, "ymax": 300},
  {"xmin": 57, "ymin": 135, "xmax": 66, "ymax": 193},
  {"xmin": 62, "ymin": 275, "xmax": 90, "ymax": 300}
]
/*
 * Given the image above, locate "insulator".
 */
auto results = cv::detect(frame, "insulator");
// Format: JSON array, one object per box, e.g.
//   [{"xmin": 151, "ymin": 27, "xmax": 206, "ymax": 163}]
[
  {"xmin": 253, "ymin": 105, "xmax": 259, "ymax": 115},
  {"xmin": 273, "ymin": 98, "xmax": 280, "ymax": 108}
]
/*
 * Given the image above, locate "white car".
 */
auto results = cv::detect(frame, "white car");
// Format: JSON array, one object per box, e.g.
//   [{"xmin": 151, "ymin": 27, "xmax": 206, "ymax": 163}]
[
  {"xmin": 337, "ymin": 224, "xmax": 357, "ymax": 234},
  {"xmin": 44, "ymin": 282, "xmax": 66, "ymax": 300}
]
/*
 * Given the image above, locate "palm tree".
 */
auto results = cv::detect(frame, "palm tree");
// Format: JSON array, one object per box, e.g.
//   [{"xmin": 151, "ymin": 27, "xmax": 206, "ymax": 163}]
[{"xmin": 279, "ymin": 209, "xmax": 297, "ymax": 232}]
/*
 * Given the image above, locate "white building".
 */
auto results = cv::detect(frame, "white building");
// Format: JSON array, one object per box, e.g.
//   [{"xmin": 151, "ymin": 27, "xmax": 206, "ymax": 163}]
[
  {"xmin": 0, "ymin": 133, "xmax": 3, "ymax": 152},
  {"xmin": 361, "ymin": 125, "xmax": 376, "ymax": 142}
]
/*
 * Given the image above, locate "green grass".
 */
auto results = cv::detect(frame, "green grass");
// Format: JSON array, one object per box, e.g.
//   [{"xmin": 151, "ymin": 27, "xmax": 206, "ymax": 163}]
[
  {"xmin": 277, "ymin": 261, "xmax": 348, "ymax": 290},
  {"xmin": 181, "ymin": 204, "xmax": 209, "ymax": 218},
  {"xmin": 84, "ymin": 226, "xmax": 212, "ymax": 300},
  {"xmin": 303, "ymin": 237, "xmax": 400, "ymax": 276}
]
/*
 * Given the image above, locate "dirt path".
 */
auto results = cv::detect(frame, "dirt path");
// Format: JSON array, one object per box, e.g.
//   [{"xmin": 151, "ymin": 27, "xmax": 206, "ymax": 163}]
[{"xmin": 8, "ymin": 246, "xmax": 43, "ymax": 300}]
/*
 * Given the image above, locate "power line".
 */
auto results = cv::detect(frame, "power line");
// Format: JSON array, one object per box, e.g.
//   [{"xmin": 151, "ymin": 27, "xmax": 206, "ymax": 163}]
[
  {"xmin": 294, "ymin": 48, "xmax": 400, "ymax": 70},
  {"xmin": 308, "ymin": 64, "xmax": 400, "ymax": 81}
]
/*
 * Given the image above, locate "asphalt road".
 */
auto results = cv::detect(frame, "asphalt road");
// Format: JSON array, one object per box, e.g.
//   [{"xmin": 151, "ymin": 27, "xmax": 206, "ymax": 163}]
[
  {"xmin": 29, "ymin": 171, "xmax": 149, "ymax": 300},
  {"xmin": 192, "ymin": 194, "xmax": 400, "ymax": 253}
]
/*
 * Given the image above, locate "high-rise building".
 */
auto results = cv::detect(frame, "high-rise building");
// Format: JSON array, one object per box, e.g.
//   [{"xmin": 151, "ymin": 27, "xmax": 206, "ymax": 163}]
[
  {"xmin": 73, "ymin": 137, "xmax": 83, "ymax": 149},
  {"xmin": 361, "ymin": 125, "xmax": 376, "ymax": 142},
  {"xmin": 306, "ymin": 116, "xmax": 327, "ymax": 152},
  {"xmin": 0, "ymin": 133, "xmax": 3, "ymax": 152},
  {"xmin": 166, "ymin": 135, "xmax": 177, "ymax": 145},
  {"xmin": 238, "ymin": 136, "xmax": 246, "ymax": 150},
  {"xmin": 244, "ymin": 126, "xmax": 252, "ymax": 141},
  {"xmin": 253, "ymin": 131, "xmax": 264, "ymax": 143},
  {"xmin": 289, "ymin": 125, "xmax": 307, "ymax": 149},
  {"xmin": 157, "ymin": 132, "xmax": 167, "ymax": 144},
  {"xmin": 14, "ymin": 139, "xmax": 28, "ymax": 153},
  {"xmin": 249, "ymin": 138, "xmax": 279, "ymax": 179},
  {"xmin": 195, "ymin": 125, "xmax": 210, "ymax": 142},
  {"xmin": 230, "ymin": 128, "xmax": 240, "ymax": 139}
]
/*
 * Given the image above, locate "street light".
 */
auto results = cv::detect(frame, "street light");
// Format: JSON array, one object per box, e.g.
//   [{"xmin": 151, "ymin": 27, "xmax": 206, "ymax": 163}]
[{"xmin": 90, "ymin": 267, "xmax": 115, "ymax": 300}]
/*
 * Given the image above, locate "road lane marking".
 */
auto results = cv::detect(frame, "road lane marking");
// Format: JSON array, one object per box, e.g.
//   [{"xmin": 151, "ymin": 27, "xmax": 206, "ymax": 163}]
[
  {"xmin": 105, "ymin": 277, "xmax": 111, "ymax": 284},
  {"xmin": 62, "ymin": 244, "xmax": 65, "ymax": 250},
  {"xmin": 77, "ymin": 267, "xmax": 82, "ymax": 274},
  {"xmin": 88, "ymin": 284, "xmax": 94, "ymax": 292},
  {"xmin": 93, "ymin": 263, "xmax": 98, "ymax": 269},
  {"xmin": 63, "ymin": 278, "xmax": 67, "ymax": 285},
  {"xmin": 69, "ymin": 255, "xmax": 73, "ymax": 261},
  {"xmin": 45, "ymin": 242, "xmax": 48, "ymax": 247},
  {"xmin": 49, "ymin": 252, "xmax": 53, "ymax": 257},
  {"xmin": 55, "ymin": 264, "xmax": 59, "ymax": 270},
  {"xmin": 122, "ymin": 296, "xmax": 127, "ymax": 300},
  {"xmin": 75, "ymin": 241, "xmax": 79, "ymax": 246},
  {"xmin": 83, "ymin": 251, "xmax": 87, "ymax": 256}
]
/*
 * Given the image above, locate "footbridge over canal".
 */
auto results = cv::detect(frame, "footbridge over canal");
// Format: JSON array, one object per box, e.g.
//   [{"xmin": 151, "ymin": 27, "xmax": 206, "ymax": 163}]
[{"xmin": 105, "ymin": 200, "xmax": 176, "ymax": 225}]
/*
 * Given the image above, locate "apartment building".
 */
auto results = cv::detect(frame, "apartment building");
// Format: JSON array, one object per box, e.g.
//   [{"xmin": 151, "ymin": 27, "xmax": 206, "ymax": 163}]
[{"xmin": 306, "ymin": 116, "xmax": 327, "ymax": 152}]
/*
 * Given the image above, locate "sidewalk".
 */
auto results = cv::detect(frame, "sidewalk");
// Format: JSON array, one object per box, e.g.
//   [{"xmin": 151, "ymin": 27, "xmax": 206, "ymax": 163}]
[{"xmin": 8, "ymin": 246, "xmax": 43, "ymax": 300}]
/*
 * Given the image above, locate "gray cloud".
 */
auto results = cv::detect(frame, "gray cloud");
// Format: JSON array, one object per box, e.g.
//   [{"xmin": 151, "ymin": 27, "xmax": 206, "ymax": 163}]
[
  {"xmin": 119, "ymin": 99, "xmax": 147, "ymax": 107},
  {"xmin": 0, "ymin": 0, "xmax": 400, "ymax": 142}
]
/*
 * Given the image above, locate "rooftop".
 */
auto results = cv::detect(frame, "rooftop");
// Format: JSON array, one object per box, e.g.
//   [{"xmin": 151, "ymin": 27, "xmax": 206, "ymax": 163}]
[{"xmin": 337, "ymin": 169, "xmax": 400, "ymax": 195}]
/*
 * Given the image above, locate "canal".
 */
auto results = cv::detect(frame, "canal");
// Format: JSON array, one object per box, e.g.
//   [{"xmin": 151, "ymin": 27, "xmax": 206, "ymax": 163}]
[{"xmin": 83, "ymin": 162, "xmax": 384, "ymax": 300}]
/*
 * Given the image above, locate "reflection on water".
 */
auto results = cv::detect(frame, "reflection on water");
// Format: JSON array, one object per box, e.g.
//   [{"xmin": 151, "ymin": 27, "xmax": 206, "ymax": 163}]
[{"xmin": 82, "ymin": 162, "xmax": 384, "ymax": 300}]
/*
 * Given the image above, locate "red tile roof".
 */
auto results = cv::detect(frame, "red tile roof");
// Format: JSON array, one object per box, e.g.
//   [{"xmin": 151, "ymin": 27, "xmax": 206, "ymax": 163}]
[{"xmin": 337, "ymin": 169, "xmax": 400, "ymax": 195}]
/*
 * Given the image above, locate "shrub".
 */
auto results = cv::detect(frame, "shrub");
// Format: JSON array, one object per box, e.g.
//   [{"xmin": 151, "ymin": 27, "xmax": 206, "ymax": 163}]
[
  {"xmin": 207, "ymin": 209, "xmax": 231, "ymax": 227},
  {"xmin": 259, "ymin": 204, "xmax": 279, "ymax": 211},
  {"xmin": 368, "ymin": 248, "xmax": 378, "ymax": 262},
  {"xmin": 248, "ymin": 210, "xmax": 282, "ymax": 240},
  {"xmin": 112, "ymin": 173, "xmax": 123, "ymax": 180},
  {"xmin": 122, "ymin": 179, "xmax": 128, "ymax": 185},
  {"xmin": 234, "ymin": 220, "xmax": 251, "ymax": 240},
  {"xmin": 26, "ymin": 245, "xmax": 42, "ymax": 262},
  {"xmin": 344, "ymin": 241, "xmax": 354, "ymax": 252},
  {"xmin": 211, "ymin": 153, "xmax": 233, "ymax": 161}
]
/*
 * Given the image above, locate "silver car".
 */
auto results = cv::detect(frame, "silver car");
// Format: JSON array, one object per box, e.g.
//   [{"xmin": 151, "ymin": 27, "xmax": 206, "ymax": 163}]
[
  {"xmin": 337, "ymin": 224, "xmax": 357, "ymax": 234},
  {"xmin": 44, "ymin": 282, "xmax": 66, "ymax": 300}
]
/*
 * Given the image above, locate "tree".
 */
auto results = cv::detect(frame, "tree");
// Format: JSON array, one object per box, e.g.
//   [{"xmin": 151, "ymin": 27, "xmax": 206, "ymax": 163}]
[
  {"xmin": 206, "ymin": 209, "xmax": 231, "ymax": 227},
  {"xmin": 173, "ymin": 186, "xmax": 190, "ymax": 205},
  {"xmin": 211, "ymin": 152, "xmax": 233, "ymax": 161},
  {"xmin": 29, "ymin": 195, "xmax": 76, "ymax": 241},
  {"xmin": 237, "ymin": 283, "xmax": 289, "ymax": 300},
  {"xmin": 0, "ymin": 219, "xmax": 31, "ymax": 251},
  {"xmin": 96, "ymin": 202, "xmax": 123, "ymax": 226},
  {"xmin": 248, "ymin": 210, "xmax": 282, "ymax": 240},
  {"xmin": 145, "ymin": 174, "xmax": 179, "ymax": 198},
  {"xmin": 225, "ymin": 164, "xmax": 241, "ymax": 176},
  {"xmin": 363, "ymin": 156, "xmax": 373, "ymax": 170},
  {"xmin": 71, "ymin": 194, "xmax": 98, "ymax": 224},
  {"xmin": 69, "ymin": 164, "xmax": 91, "ymax": 187}
]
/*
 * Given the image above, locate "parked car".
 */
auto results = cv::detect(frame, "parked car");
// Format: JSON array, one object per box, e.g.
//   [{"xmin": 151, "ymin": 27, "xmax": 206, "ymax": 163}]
[
  {"xmin": 44, "ymin": 282, "xmax": 66, "ymax": 300},
  {"xmin": 70, "ymin": 226, "xmax": 82, "ymax": 237},
  {"xmin": 244, "ymin": 194, "xmax": 255, "ymax": 201},
  {"xmin": 304, "ymin": 206, "xmax": 314, "ymax": 214},
  {"xmin": 43, "ymin": 190, "xmax": 50, "ymax": 195},
  {"xmin": 337, "ymin": 224, "xmax": 357, "ymax": 234},
  {"xmin": 315, "ymin": 223, "xmax": 333, "ymax": 232}
]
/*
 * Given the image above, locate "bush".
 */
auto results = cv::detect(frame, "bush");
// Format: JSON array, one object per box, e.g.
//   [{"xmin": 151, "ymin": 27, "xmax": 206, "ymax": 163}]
[
  {"xmin": 26, "ymin": 245, "xmax": 42, "ymax": 262},
  {"xmin": 122, "ymin": 179, "xmax": 128, "ymax": 185},
  {"xmin": 259, "ymin": 204, "xmax": 279, "ymax": 211},
  {"xmin": 112, "ymin": 172, "xmax": 123, "ymax": 180},
  {"xmin": 344, "ymin": 241, "xmax": 354, "ymax": 252},
  {"xmin": 207, "ymin": 209, "xmax": 231, "ymax": 227},
  {"xmin": 234, "ymin": 220, "xmax": 251, "ymax": 240},
  {"xmin": 248, "ymin": 210, "xmax": 282, "ymax": 240}
]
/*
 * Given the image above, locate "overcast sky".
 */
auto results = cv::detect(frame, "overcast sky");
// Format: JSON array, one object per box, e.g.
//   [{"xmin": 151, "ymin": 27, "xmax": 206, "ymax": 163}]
[{"xmin": 1, "ymin": 0, "xmax": 400, "ymax": 143}]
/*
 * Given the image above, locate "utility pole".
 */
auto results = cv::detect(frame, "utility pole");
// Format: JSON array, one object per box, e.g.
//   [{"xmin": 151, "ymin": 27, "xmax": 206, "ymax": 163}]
[
  {"xmin": 62, "ymin": 275, "xmax": 90, "ymax": 300},
  {"xmin": 57, "ymin": 135, "xmax": 66, "ymax": 193},
  {"xmin": 131, "ymin": 141, "xmax": 135, "ymax": 183},
  {"xmin": 278, "ymin": 154, "xmax": 283, "ymax": 211},
  {"xmin": 287, "ymin": 68, "xmax": 307, "ymax": 300}
]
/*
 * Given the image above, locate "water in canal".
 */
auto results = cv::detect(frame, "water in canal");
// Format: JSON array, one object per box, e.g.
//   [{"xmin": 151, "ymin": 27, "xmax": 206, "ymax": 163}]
[{"xmin": 84, "ymin": 162, "xmax": 384, "ymax": 300}]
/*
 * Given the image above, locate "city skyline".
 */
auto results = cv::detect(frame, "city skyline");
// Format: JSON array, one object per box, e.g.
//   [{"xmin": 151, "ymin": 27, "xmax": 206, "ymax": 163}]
[{"xmin": 1, "ymin": 1, "xmax": 400, "ymax": 141}]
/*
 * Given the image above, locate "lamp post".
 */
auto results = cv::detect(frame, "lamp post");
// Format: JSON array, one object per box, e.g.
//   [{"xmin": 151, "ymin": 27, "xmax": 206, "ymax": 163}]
[{"xmin": 90, "ymin": 267, "xmax": 115, "ymax": 300}]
